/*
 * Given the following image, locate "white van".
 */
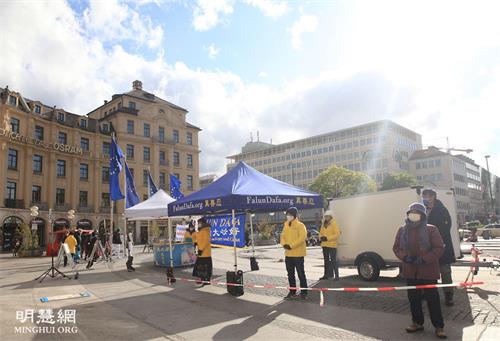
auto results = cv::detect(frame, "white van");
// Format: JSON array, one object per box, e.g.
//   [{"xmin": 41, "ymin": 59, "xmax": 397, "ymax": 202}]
[{"xmin": 329, "ymin": 187, "xmax": 461, "ymax": 281}]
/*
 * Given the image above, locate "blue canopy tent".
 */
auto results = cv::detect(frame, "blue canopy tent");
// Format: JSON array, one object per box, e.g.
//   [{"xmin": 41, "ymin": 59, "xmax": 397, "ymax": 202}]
[{"xmin": 168, "ymin": 161, "xmax": 323, "ymax": 272}]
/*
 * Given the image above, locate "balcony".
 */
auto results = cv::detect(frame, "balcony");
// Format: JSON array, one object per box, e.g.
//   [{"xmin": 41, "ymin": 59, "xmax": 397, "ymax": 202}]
[
  {"xmin": 152, "ymin": 135, "xmax": 176, "ymax": 145},
  {"xmin": 160, "ymin": 159, "xmax": 169, "ymax": 166},
  {"xmin": 100, "ymin": 206, "xmax": 116, "ymax": 213},
  {"xmin": 4, "ymin": 199, "xmax": 25, "ymax": 209},
  {"xmin": 78, "ymin": 205, "xmax": 94, "ymax": 213},
  {"xmin": 55, "ymin": 203, "xmax": 71, "ymax": 212}
]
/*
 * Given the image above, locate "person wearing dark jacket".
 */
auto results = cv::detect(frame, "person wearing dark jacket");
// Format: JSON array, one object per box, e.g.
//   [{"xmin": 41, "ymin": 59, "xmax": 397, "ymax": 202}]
[
  {"xmin": 393, "ymin": 202, "xmax": 446, "ymax": 339},
  {"xmin": 423, "ymin": 189, "xmax": 455, "ymax": 306},
  {"xmin": 86, "ymin": 231, "xmax": 98, "ymax": 269}
]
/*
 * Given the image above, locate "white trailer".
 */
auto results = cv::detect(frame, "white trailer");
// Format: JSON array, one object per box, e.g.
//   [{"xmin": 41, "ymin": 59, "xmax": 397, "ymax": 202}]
[{"xmin": 329, "ymin": 187, "xmax": 461, "ymax": 281}]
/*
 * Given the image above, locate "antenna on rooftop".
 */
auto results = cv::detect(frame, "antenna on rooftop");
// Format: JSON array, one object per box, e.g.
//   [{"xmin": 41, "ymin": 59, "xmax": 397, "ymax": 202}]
[{"xmin": 257, "ymin": 131, "xmax": 260, "ymax": 142}]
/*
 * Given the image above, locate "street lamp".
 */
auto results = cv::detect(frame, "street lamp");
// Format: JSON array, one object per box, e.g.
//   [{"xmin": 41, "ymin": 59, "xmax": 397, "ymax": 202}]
[{"xmin": 484, "ymin": 155, "xmax": 495, "ymax": 218}]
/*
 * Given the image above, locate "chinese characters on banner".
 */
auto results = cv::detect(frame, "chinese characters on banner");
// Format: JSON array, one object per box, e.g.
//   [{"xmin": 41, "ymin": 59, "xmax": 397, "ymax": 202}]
[
  {"xmin": 205, "ymin": 214, "xmax": 246, "ymax": 248},
  {"xmin": 16, "ymin": 309, "xmax": 76, "ymax": 324}
]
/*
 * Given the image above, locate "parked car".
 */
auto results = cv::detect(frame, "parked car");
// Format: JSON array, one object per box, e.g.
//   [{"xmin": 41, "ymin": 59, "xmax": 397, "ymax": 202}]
[{"xmin": 479, "ymin": 223, "xmax": 500, "ymax": 239}]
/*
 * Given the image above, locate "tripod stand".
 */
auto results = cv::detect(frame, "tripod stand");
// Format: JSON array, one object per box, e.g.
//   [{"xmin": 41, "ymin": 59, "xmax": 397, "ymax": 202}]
[{"xmin": 35, "ymin": 242, "xmax": 71, "ymax": 283}]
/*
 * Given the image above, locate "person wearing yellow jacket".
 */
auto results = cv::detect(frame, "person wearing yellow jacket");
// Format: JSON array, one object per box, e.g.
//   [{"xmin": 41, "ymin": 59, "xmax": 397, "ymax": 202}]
[
  {"xmin": 194, "ymin": 217, "xmax": 212, "ymax": 285},
  {"xmin": 280, "ymin": 207, "xmax": 308, "ymax": 299},
  {"xmin": 319, "ymin": 210, "xmax": 341, "ymax": 281}
]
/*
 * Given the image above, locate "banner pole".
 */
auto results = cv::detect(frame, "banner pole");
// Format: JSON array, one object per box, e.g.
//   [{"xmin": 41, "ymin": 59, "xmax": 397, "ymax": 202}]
[
  {"xmin": 110, "ymin": 201, "xmax": 113, "ymax": 259},
  {"xmin": 249, "ymin": 212, "xmax": 256, "ymax": 258},
  {"xmin": 232, "ymin": 209, "xmax": 237, "ymax": 272},
  {"xmin": 168, "ymin": 218, "xmax": 174, "ymax": 269}
]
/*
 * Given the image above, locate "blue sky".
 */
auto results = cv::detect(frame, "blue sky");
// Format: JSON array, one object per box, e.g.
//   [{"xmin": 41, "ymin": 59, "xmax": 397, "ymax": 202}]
[{"xmin": 2, "ymin": 0, "xmax": 500, "ymax": 175}]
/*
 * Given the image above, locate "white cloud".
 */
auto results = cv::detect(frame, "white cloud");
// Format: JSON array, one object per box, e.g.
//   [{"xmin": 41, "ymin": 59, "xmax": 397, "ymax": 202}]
[
  {"xmin": 258, "ymin": 71, "xmax": 268, "ymax": 78},
  {"xmin": 289, "ymin": 14, "xmax": 318, "ymax": 50},
  {"xmin": 192, "ymin": 0, "xmax": 233, "ymax": 31},
  {"xmin": 245, "ymin": 0, "xmax": 288, "ymax": 18},
  {"xmin": 83, "ymin": 0, "xmax": 164, "ymax": 48},
  {"xmin": 206, "ymin": 44, "xmax": 220, "ymax": 59}
]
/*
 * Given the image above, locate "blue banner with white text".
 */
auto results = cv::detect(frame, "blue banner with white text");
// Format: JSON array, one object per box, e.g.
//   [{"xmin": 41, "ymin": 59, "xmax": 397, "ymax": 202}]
[{"xmin": 205, "ymin": 214, "xmax": 246, "ymax": 248}]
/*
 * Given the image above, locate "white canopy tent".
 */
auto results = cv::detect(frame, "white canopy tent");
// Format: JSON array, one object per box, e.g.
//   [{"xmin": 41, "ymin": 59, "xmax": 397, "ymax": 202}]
[
  {"xmin": 124, "ymin": 189, "xmax": 176, "ymax": 220},
  {"xmin": 124, "ymin": 189, "xmax": 177, "ymax": 272}
]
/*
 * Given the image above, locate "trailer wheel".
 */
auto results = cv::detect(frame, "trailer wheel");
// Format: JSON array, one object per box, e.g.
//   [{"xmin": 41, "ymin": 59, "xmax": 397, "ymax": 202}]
[{"xmin": 357, "ymin": 257, "xmax": 380, "ymax": 281}]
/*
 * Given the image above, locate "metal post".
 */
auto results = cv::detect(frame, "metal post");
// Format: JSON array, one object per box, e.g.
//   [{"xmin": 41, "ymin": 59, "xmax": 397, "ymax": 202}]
[
  {"xmin": 485, "ymin": 155, "xmax": 495, "ymax": 216},
  {"xmin": 249, "ymin": 212, "xmax": 256, "ymax": 258},
  {"xmin": 110, "ymin": 201, "xmax": 114, "ymax": 258},
  {"xmin": 168, "ymin": 219, "xmax": 174, "ymax": 269},
  {"xmin": 232, "ymin": 209, "xmax": 237, "ymax": 272}
]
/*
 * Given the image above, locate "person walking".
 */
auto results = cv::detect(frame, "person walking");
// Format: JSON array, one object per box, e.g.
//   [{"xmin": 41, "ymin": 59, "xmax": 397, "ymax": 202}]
[
  {"xmin": 195, "ymin": 217, "xmax": 212, "ymax": 285},
  {"xmin": 126, "ymin": 232, "xmax": 135, "ymax": 272},
  {"xmin": 74, "ymin": 228, "xmax": 82, "ymax": 263},
  {"xmin": 86, "ymin": 230, "xmax": 99, "ymax": 269},
  {"xmin": 393, "ymin": 202, "xmax": 447, "ymax": 339},
  {"xmin": 280, "ymin": 207, "xmax": 308, "ymax": 300},
  {"xmin": 112, "ymin": 228, "xmax": 122, "ymax": 258},
  {"xmin": 319, "ymin": 210, "xmax": 341, "ymax": 280},
  {"xmin": 423, "ymin": 188, "xmax": 456, "ymax": 306}
]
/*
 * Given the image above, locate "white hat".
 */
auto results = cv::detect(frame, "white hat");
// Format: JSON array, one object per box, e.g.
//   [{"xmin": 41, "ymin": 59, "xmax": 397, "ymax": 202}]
[{"xmin": 324, "ymin": 210, "xmax": 333, "ymax": 217}]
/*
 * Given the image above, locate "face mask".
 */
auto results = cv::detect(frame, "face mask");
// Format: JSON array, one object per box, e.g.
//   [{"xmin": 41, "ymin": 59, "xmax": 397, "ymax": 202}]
[
  {"xmin": 408, "ymin": 213, "xmax": 421, "ymax": 223},
  {"xmin": 286, "ymin": 215, "xmax": 294, "ymax": 222}
]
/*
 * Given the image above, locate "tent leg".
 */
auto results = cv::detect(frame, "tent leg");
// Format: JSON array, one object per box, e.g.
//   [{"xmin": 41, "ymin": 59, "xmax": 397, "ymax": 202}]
[
  {"xmin": 232, "ymin": 209, "xmax": 237, "ymax": 272},
  {"xmin": 167, "ymin": 219, "xmax": 175, "ymax": 283},
  {"xmin": 249, "ymin": 213, "xmax": 259, "ymax": 271}
]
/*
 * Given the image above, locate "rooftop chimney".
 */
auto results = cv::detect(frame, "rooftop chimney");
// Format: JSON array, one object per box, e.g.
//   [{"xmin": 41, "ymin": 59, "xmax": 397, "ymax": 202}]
[{"xmin": 132, "ymin": 80, "xmax": 143, "ymax": 90}]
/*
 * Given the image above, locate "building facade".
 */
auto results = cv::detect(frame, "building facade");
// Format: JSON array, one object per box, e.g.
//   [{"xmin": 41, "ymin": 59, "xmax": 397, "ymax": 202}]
[
  {"xmin": 227, "ymin": 120, "xmax": 422, "ymax": 225},
  {"xmin": 0, "ymin": 81, "xmax": 200, "ymax": 250}
]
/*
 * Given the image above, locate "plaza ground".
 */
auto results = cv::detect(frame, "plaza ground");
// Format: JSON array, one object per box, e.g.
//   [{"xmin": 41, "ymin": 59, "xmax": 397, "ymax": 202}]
[{"xmin": 0, "ymin": 242, "xmax": 499, "ymax": 341}]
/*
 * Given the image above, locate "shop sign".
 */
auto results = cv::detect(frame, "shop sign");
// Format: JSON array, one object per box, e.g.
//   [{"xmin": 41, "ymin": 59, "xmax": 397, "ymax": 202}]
[{"xmin": 0, "ymin": 128, "xmax": 83, "ymax": 155}]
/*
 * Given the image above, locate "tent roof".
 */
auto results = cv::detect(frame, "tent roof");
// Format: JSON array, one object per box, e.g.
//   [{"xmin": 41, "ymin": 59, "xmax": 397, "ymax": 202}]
[
  {"xmin": 125, "ymin": 189, "xmax": 176, "ymax": 220},
  {"xmin": 168, "ymin": 161, "xmax": 323, "ymax": 216}
]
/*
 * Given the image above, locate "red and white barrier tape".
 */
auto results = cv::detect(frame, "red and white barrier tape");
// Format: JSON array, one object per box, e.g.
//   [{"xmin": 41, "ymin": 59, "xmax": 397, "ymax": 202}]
[{"xmin": 173, "ymin": 277, "xmax": 484, "ymax": 292}]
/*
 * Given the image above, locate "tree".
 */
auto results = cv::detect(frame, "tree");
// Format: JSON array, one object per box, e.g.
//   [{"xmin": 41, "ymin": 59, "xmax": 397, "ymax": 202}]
[
  {"xmin": 380, "ymin": 173, "xmax": 417, "ymax": 191},
  {"xmin": 309, "ymin": 166, "xmax": 377, "ymax": 200}
]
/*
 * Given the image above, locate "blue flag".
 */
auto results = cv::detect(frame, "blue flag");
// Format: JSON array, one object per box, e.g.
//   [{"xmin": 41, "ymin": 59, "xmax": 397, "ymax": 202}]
[
  {"xmin": 148, "ymin": 171, "xmax": 158, "ymax": 197},
  {"xmin": 125, "ymin": 162, "xmax": 140, "ymax": 208},
  {"xmin": 109, "ymin": 136, "xmax": 124, "ymax": 201},
  {"xmin": 170, "ymin": 174, "xmax": 184, "ymax": 199}
]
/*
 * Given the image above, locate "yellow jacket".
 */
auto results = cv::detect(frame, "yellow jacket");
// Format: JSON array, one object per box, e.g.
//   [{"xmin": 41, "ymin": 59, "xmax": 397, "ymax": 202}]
[
  {"xmin": 64, "ymin": 235, "xmax": 77, "ymax": 254},
  {"xmin": 196, "ymin": 227, "xmax": 211, "ymax": 258},
  {"xmin": 280, "ymin": 219, "xmax": 307, "ymax": 257},
  {"xmin": 319, "ymin": 220, "xmax": 340, "ymax": 248}
]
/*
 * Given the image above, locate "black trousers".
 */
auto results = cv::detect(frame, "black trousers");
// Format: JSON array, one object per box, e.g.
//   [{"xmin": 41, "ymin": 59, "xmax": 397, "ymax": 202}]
[
  {"xmin": 196, "ymin": 257, "xmax": 213, "ymax": 281},
  {"xmin": 407, "ymin": 279, "xmax": 444, "ymax": 328},
  {"xmin": 322, "ymin": 247, "xmax": 339, "ymax": 278},
  {"xmin": 285, "ymin": 256, "xmax": 308, "ymax": 295}
]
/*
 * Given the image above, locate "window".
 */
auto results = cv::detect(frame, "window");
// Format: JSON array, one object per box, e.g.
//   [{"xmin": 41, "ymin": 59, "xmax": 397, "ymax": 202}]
[
  {"xmin": 159, "ymin": 127, "xmax": 165, "ymax": 143},
  {"xmin": 58, "ymin": 132, "xmax": 67, "ymax": 144},
  {"xmin": 80, "ymin": 138, "xmax": 89, "ymax": 151},
  {"xmin": 8, "ymin": 149, "xmax": 18, "ymax": 169},
  {"xmin": 174, "ymin": 173, "xmax": 180, "ymax": 180},
  {"xmin": 160, "ymin": 150, "xmax": 165, "ymax": 161},
  {"xmin": 173, "ymin": 129, "xmax": 179, "ymax": 143},
  {"xmin": 56, "ymin": 160, "xmax": 66, "ymax": 177},
  {"xmin": 127, "ymin": 120, "xmax": 134, "ymax": 134},
  {"xmin": 143, "ymin": 170, "xmax": 148, "ymax": 186},
  {"xmin": 102, "ymin": 142, "xmax": 110, "ymax": 155},
  {"xmin": 57, "ymin": 112, "xmax": 65, "ymax": 122},
  {"xmin": 80, "ymin": 163, "xmax": 89, "ymax": 180},
  {"xmin": 34, "ymin": 125, "xmax": 44, "ymax": 140},
  {"xmin": 33, "ymin": 155, "xmax": 43, "ymax": 173},
  {"xmin": 101, "ymin": 123, "xmax": 109, "ymax": 133},
  {"xmin": 173, "ymin": 151, "xmax": 180, "ymax": 166},
  {"xmin": 435, "ymin": 159, "xmax": 442, "ymax": 167},
  {"xmin": 35, "ymin": 105, "xmax": 41, "ymax": 114},
  {"xmin": 9, "ymin": 95, "xmax": 17, "ymax": 106},
  {"xmin": 79, "ymin": 191, "xmax": 88, "ymax": 207},
  {"xmin": 128, "ymin": 101, "xmax": 136, "ymax": 109},
  {"xmin": 126, "ymin": 144, "xmax": 134, "ymax": 159},
  {"xmin": 10, "ymin": 118, "xmax": 20, "ymax": 133},
  {"xmin": 143, "ymin": 147, "xmax": 150, "ymax": 162},
  {"xmin": 56, "ymin": 188, "xmax": 65, "ymax": 205},
  {"xmin": 7, "ymin": 181, "xmax": 17, "ymax": 200},
  {"xmin": 187, "ymin": 154, "xmax": 193, "ymax": 168},
  {"xmin": 32, "ymin": 185, "xmax": 41, "ymax": 203},
  {"xmin": 101, "ymin": 193, "xmax": 110, "ymax": 207},
  {"xmin": 129, "ymin": 168, "xmax": 134, "ymax": 177},
  {"xmin": 186, "ymin": 132, "xmax": 193, "ymax": 145},
  {"xmin": 102, "ymin": 166, "xmax": 110, "ymax": 182},
  {"xmin": 187, "ymin": 175, "xmax": 193, "ymax": 190},
  {"xmin": 144, "ymin": 123, "xmax": 150, "ymax": 137},
  {"xmin": 159, "ymin": 172, "xmax": 166, "ymax": 188},
  {"xmin": 80, "ymin": 118, "xmax": 87, "ymax": 128}
]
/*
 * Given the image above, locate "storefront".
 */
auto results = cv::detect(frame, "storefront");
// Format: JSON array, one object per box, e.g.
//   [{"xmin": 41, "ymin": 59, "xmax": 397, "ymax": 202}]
[
  {"xmin": 30, "ymin": 217, "xmax": 46, "ymax": 247},
  {"xmin": 53, "ymin": 218, "xmax": 70, "ymax": 232},
  {"xmin": 2, "ymin": 216, "xmax": 23, "ymax": 251},
  {"xmin": 77, "ymin": 219, "xmax": 93, "ymax": 230}
]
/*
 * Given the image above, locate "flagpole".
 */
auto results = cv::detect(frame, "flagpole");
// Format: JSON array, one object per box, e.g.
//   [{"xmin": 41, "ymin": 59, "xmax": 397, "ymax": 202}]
[
  {"xmin": 109, "ymin": 132, "xmax": 115, "ymax": 259},
  {"xmin": 147, "ymin": 166, "xmax": 151, "ymax": 245},
  {"xmin": 123, "ymin": 154, "xmax": 127, "ymax": 258}
]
